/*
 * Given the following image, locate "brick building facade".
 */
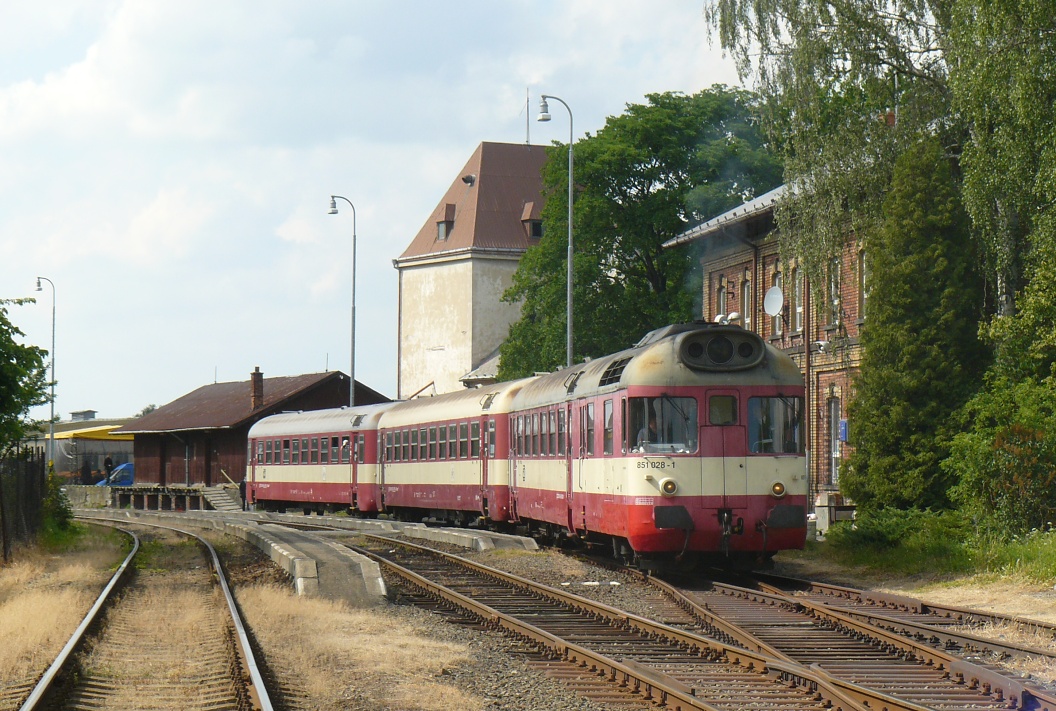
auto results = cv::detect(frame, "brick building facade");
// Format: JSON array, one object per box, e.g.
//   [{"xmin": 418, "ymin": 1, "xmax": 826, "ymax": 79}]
[{"xmin": 666, "ymin": 186, "xmax": 866, "ymax": 508}]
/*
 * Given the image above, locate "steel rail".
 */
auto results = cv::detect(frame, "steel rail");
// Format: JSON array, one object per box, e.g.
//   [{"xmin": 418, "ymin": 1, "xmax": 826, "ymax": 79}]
[
  {"xmin": 65, "ymin": 515, "xmax": 274, "ymax": 711},
  {"xmin": 349, "ymin": 534, "xmax": 927, "ymax": 711},
  {"xmin": 702, "ymin": 579, "xmax": 1056, "ymax": 711},
  {"xmin": 751, "ymin": 570, "xmax": 1056, "ymax": 642},
  {"xmin": 18, "ymin": 523, "xmax": 140, "ymax": 711}
]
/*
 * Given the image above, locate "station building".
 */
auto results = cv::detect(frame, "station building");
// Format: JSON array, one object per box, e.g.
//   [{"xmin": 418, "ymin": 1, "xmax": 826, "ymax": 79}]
[{"xmin": 665, "ymin": 185, "xmax": 864, "ymax": 516}]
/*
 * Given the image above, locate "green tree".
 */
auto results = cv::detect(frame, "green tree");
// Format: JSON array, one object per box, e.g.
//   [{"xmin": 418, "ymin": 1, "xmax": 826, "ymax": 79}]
[
  {"xmin": 499, "ymin": 87, "xmax": 782, "ymax": 379},
  {"xmin": 705, "ymin": 0, "xmax": 956, "ymax": 287},
  {"xmin": 843, "ymin": 138, "xmax": 987, "ymax": 511},
  {"xmin": 0, "ymin": 300, "xmax": 49, "ymax": 457}
]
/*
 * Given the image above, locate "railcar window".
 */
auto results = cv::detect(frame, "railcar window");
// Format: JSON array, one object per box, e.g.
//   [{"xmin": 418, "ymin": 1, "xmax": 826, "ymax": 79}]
[
  {"xmin": 410, "ymin": 429, "xmax": 419, "ymax": 461},
  {"xmin": 256, "ymin": 441, "xmax": 264, "ymax": 464},
  {"xmin": 292, "ymin": 438, "xmax": 300, "ymax": 464},
  {"xmin": 709, "ymin": 396, "xmax": 738, "ymax": 426},
  {"xmin": 549, "ymin": 411, "xmax": 557, "ymax": 454},
  {"xmin": 557, "ymin": 410, "xmax": 566, "ymax": 455},
  {"xmin": 471, "ymin": 421, "xmax": 480, "ymax": 457},
  {"xmin": 428, "ymin": 426, "xmax": 437, "ymax": 459},
  {"xmin": 487, "ymin": 419, "xmax": 496, "ymax": 457},
  {"xmin": 265, "ymin": 440, "xmax": 273, "ymax": 464},
  {"xmin": 282, "ymin": 439, "xmax": 291, "ymax": 464},
  {"xmin": 438, "ymin": 425, "xmax": 447, "ymax": 459},
  {"xmin": 628, "ymin": 397, "xmax": 699, "ymax": 454},
  {"xmin": 448, "ymin": 425, "xmax": 457, "ymax": 458},
  {"xmin": 311, "ymin": 437, "xmax": 319, "ymax": 464},
  {"xmin": 330, "ymin": 437, "xmax": 339, "ymax": 463},
  {"xmin": 357, "ymin": 434, "xmax": 365, "ymax": 464},
  {"xmin": 746, "ymin": 397, "xmax": 804, "ymax": 453},
  {"xmin": 603, "ymin": 400, "xmax": 614, "ymax": 455},
  {"xmin": 343, "ymin": 436, "xmax": 352, "ymax": 464},
  {"xmin": 320, "ymin": 437, "xmax": 328, "ymax": 464},
  {"xmin": 540, "ymin": 412, "xmax": 549, "ymax": 456},
  {"xmin": 403, "ymin": 429, "xmax": 411, "ymax": 461},
  {"xmin": 383, "ymin": 433, "xmax": 391, "ymax": 462},
  {"xmin": 301, "ymin": 439, "xmax": 309, "ymax": 464},
  {"xmin": 583, "ymin": 403, "xmax": 595, "ymax": 456},
  {"xmin": 531, "ymin": 413, "xmax": 539, "ymax": 456},
  {"xmin": 459, "ymin": 423, "xmax": 469, "ymax": 459},
  {"xmin": 516, "ymin": 416, "xmax": 524, "ymax": 456},
  {"xmin": 419, "ymin": 428, "xmax": 427, "ymax": 460}
]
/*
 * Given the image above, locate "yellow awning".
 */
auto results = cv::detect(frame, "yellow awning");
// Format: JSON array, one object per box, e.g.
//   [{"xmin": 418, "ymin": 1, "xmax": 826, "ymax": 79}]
[{"xmin": 53, "ymin": 425, "xmax": 134, "ymax": 441}]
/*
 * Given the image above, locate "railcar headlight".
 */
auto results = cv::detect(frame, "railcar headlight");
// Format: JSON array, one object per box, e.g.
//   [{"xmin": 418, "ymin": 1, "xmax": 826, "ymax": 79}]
[
  {"xmin": 770, "ymin": 481, "xmax": 787, "ymax": 498},
  {"xmin": 659, "ymin": 478, "xmax": 678, "ymax": 497}
]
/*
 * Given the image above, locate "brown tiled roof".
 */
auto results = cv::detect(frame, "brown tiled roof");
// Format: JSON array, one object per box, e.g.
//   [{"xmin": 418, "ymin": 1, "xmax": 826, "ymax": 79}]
[
  {"xmin": 115, "ymin": 372, "xmax": 360, "ymax": 433},
  {"xmin": 397, "ymin": 142, "xmax": 548, "ymax": 262}
]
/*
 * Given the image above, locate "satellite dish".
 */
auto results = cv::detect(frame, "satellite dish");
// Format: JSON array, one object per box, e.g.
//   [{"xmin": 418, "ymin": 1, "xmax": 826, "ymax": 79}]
[{"xmin": 763, "ymin": 286, "xmax": 784, "ymax": 317}]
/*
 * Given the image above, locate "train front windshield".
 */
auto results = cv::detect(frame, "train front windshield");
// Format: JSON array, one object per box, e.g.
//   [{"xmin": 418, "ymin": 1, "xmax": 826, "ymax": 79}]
[
  {"xmin": 628, "ymin": 397, "xmax": 698, "ymax": 453},
  {"xmin": 747, "ymin": 396, "xmax": 804, "ymax": 454}
]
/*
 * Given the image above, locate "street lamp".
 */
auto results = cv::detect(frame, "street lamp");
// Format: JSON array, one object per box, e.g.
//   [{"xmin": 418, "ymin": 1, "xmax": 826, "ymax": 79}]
[
  {"xmin": 35, "ymin": 276, "xmax": 55, "ymax": 466},
  {"xmin": 328, "ymin": 196, "xmax": 357, "ymax": 407},
  {"xmin": 537, "ymin": 94, "xmax": 574, "ymax": 368}
]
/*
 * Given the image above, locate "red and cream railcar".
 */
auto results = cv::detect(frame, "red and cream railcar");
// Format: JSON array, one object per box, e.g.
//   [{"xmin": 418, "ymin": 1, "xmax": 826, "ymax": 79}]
[
  {"xmin": 505, "ymin": 322, "xmax": 807, "ymax": 565},
  {"xmin": 246, "ymin": 403, "xmax": 398, "ymax": 514},
  {"xmin": 375, "ymin": 379, "xmax": 525, "ymax": 525},
  {"xmin": 245, "ymin": 322, "xmax": 807, "ymax": 566}
]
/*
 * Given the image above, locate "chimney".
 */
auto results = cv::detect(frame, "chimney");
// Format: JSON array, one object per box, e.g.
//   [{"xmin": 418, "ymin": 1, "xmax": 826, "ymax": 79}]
[{"xmin": 251, "ymin": 367, "xmax": 264, "ymax": 410}]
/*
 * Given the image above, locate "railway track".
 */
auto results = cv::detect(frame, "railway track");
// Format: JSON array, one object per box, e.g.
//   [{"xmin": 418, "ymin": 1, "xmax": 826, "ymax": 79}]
[
  {"xmin": 748, "ymin": 571, "xmax": 1056, "ymax": 662},
  {"xmin": 349, "ymin": 534, "xmax": 934, "ymax": 711},
  {"xmin": 640, "ymin": 573, "xmax": 1056, "ymax": 711},
  {"xmin": 13, "ymin": 519, "xmax": 272, "ymax": 711}
]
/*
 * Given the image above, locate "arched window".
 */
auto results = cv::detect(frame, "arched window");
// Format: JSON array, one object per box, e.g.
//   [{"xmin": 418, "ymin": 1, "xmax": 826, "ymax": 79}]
[
  {"xmin": 792, "ymin": 267, "xmax": 803, "ymax": 332},
  {"xmin": 717, "ymin": 284, "xmax": 727, "ymax": 318}
]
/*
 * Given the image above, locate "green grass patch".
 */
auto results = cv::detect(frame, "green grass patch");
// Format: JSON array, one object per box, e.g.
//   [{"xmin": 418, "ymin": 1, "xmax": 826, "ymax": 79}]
[{"xmin": 802, "ymin": 508, "xmax": 1056, "ymax": 583}]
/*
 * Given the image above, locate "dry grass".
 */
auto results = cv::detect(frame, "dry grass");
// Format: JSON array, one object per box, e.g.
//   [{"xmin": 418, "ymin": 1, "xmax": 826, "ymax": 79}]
[{"xmin": 236, "ymin": 584, "xmax": 483, "ymax": 711}]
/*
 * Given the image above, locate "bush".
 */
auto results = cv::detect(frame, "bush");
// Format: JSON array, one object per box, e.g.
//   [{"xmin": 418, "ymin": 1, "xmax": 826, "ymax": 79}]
[{"xmin": 823, "ymin": 507, "xmax": 973, "ymax": 575}]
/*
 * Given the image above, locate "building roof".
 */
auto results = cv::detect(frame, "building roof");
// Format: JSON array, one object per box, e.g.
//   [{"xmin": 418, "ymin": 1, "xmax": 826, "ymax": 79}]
[
  {"xmin": 662, "ymin": 184, "xmax": 788, "ymax": 249},
  {"xmin": 459, "ymin": 346, "xmax": 502, "ymax": 388},
  {"xmin": 115, "ymin": 371, "xmax": 383, "ymax": 434},
  {"xmin": 396, "ymin": 142, "xmax": 548, "ymax": 265}
]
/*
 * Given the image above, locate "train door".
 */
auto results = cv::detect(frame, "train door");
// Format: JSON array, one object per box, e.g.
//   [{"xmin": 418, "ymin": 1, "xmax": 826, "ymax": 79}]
[
  {"xmin": 564, "ymin": 404, "xmax": 576, "ymax": 533},
  {"xmin": 703, "ymin": 390, "xmax": 747, "ymax": 509},
  {"xmin": 478, "ymin": 419, "xmax": 490, "ymax": 517},
  {"xmin": 509, "ymin": 415, "xmax": 521, "ymax": 521}
]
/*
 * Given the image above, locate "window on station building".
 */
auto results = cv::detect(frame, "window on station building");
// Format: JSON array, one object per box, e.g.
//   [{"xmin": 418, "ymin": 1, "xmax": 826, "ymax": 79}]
[
  {"xmin": 792, "ymin": 267, "xmax": 803, "ymax": 332},
  {"xmin": 771, "ymin": 270, "xmax": 783, "ymax": 336},
  {"xmin": 829, "ymin": 397, "xmax": 842, "ymax": 485},
  {"xmin": 828, "ymin": 257, "xmax": 841, "ymax": 326},
  {"xmin": 716, "ymin": 282, "xmax": 728, "ymax": 318},
  {"xmin": 741, "ymin": 271, "xmax": 752, "ymax": 330},
  {"xmin": 858, "ymin": 249, "xmax": 869, "ymax": 319}
]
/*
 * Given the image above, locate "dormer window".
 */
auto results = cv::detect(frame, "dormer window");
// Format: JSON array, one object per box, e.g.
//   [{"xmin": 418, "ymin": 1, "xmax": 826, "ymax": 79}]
[
  {"xmin": 528, "ymin": 220, "xmax": 543, "ymax": 239},
  {"xmin": 436, "ymin": 203, "xmax": 456, "ymax": 242},
  {"xmin": 521, "ymin": 201, "xmax": 543, "ymax": 240}
]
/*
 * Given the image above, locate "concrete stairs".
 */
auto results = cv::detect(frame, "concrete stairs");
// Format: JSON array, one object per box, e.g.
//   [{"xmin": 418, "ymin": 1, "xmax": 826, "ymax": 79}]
[{"xmin": 203, "ymin": 485, "xmax": 243, "ymax": 512}]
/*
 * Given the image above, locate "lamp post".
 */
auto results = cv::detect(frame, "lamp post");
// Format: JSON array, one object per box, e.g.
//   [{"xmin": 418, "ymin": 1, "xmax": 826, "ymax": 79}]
[
  {"xmin": 328, "ymin": 196, "xmax": 357, "ymax": 407},
  {"xmin": 537, "ymin": 94, "xmax": 574, "ymax": 368},
  {"xmin": 35, "ymin": 277, "xmax": 55, "ymax": 466}
]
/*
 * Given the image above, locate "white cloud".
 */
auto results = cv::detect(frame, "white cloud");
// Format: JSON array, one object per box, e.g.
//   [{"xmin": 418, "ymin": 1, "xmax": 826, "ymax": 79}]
[{"xmin": 1, "ymin": 0, "xmax": 741, "ymax": 420}]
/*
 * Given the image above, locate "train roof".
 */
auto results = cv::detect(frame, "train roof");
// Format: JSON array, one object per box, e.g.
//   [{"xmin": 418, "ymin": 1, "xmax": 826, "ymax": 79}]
[
  {"xmin": 248, "ymin": 402, "xmax": 400, "ymax": 438},
  {"xmin": 510, "ymin": 322, "xmax": 802, "ymax": 410},
  {"xmin": 379, "ymin": 378, "xmax": 531, "ymax": 428}
]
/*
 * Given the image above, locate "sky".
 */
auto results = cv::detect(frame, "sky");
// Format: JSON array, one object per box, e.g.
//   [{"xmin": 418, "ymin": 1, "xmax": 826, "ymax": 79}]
[{"xmin": 1, "ymin": 1, "xmax": 741, "ymax": 422}]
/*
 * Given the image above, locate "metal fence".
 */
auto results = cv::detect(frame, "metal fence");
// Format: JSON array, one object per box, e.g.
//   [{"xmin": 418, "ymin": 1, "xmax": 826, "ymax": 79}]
[{"xmin": 0, "ymin": 449, "xmax": 46, "ymax": 563}]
